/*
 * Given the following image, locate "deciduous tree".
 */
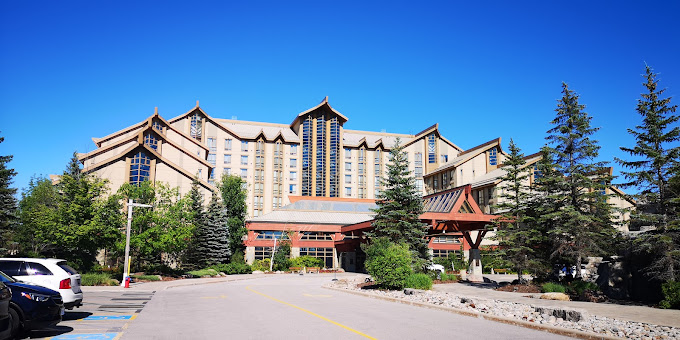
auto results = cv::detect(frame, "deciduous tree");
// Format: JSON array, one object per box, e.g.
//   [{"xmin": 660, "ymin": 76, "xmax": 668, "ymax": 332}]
[{"xmin": 219, "ymin": 174, "xmax": 247, "ymax": 257}]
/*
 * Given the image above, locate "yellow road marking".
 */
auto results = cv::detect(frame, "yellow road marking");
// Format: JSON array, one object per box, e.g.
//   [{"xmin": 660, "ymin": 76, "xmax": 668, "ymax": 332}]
[
  {"xmin": 303, "ymin": 293, "xmax": 333, "ymax": 298},
  {"xmin": 200, "ymin": 294, "xmax": 227, "ymax": 299},
  {"xmin": 246, "ymin": 286, "xmax": 376, "ymax": 340}
]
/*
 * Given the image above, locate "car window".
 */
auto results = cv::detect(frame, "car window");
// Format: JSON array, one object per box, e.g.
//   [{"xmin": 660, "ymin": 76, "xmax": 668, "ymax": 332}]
[
  {"xmin": 0, "ymin": 271, "xmax": 16, "ymax": 283},
  {"xmin": 0, "ymin": 261, "xmax": 21, "ymax": 276},
  {"xmin": 57, "ymin": 262, "xmax": 78, "ymax": 275},
  {"xmin": 26, "ymin": 262, "xmax": 53, "ymax": 275}
]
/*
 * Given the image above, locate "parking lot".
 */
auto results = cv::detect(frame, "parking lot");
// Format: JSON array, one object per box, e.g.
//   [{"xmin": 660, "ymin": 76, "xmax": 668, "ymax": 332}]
[{"xmin": 23, "ymin": 288, "xmax": 155, "ymax": 340}]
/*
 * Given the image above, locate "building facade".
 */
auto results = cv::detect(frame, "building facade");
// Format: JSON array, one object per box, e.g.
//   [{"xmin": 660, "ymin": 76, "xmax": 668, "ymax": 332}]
[{"xmin": 80, "ymin": 97, "xmax": 467, "ymax": 217}]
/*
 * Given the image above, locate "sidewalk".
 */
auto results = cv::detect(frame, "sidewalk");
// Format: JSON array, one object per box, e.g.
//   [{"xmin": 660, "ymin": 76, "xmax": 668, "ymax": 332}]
[
  {"xmin": 81, "ymin": 273, "xmax": 268, "ymax": 292},
  {"xmin": 433, "ymin": 279, "xmax": 680, "ymax": 328}
]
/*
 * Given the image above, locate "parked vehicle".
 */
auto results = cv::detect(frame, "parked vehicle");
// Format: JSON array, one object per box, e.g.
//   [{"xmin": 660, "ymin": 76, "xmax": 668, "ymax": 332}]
[
  {"xmin": 0, "ymin": 259, "xmax": 83, "ymax": 309},
  {"xmin": 0, "ymin": 271, "xmax": 62, "ymax": 338},
  {"xmin": 0, "ymin": 282, "xmax": 12, "ymax": 340},
  {"xmin": 427, "ymin": 263, "xmax": 445, "ymax": 273}
]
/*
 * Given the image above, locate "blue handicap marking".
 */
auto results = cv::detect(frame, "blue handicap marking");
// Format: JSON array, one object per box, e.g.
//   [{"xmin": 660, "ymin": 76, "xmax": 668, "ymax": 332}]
[
  {"xmin": 51, "ymin": 333, "xmax": 119, "ymax": 340},
  {"xmin": 83, "ymin": 315, "xmax": 133, "ymax": 321}
]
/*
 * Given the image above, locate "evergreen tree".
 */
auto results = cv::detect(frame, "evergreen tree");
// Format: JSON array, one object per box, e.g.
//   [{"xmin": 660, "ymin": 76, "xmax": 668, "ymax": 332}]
[
  {"xmin": 541, "ymin": 83, "xmax": 616, "ymax": 277},
  {"xmin": 0, "ymin": 135, "xmax": 18, "ymax": 254},
  {"xmin": 219, "ymin": 174, "xmax": 247, "ymax": 257},
  {"xmin": 200, "ymin": 191, "xmax": 230, "ymax": 266},
  {"xmin": 184, "ymin": 177, "xmax": 206, "ymax": 269},
  {"xmin": 616, "ymin": 66, "xmax": 680, "ymax": 282},
  {"xmin": 492, "ymin": 139, "xmax": 544, "ymax": 281},
  {"xmin": 366, "ymin": 138, "xmax": 428, "ymax": 261}
]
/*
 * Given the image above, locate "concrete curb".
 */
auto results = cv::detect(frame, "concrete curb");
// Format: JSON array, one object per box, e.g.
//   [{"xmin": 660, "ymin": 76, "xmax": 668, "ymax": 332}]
[{"xmin": 323, "ymin": 286, "xmax": 619, "ymax": 340}]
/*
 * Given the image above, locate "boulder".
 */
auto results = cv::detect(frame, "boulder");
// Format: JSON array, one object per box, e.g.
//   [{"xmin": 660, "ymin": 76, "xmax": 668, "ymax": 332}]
[
  {"xmin": 539, "ymin": 292, "xmax": 570, "ymax": 301},
  {"xmin": 534, "ymin": 306, "xmax": 588, "ymax": 322}
]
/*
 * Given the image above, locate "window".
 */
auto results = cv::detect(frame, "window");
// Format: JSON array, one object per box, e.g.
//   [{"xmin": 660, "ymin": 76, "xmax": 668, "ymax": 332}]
[
  {"xmin": 374, "ymin": 149, "xmax": 381, "ymax": 163},
  {"xmin": 289, "ymin": 184, "xmax": 297, "ymax": 194},
  {"xmin": 207, "ymin": 138, "xmax": 216, "ymax": 152},
  {"xmin": 414, "ymin": 152, "xmax": 423, "ymax": 178},
  {"xmin": 428, "ymin": 134, "xmax": 436, "ymax": 163},
  {"xmin": 255, "ymin": 231, "xmax": 289, "ymax": 240},
  {"xmin": 345, "ymin": 148, "xmax": 352, "ymax": 159},
  {"xmin": 345, "ymin": 187, "xmax": 351, "ymax": 196},
  {"xmin": 432, "ymin": 235, "xmax": 461, "ymax": 244},
  {"xmin": 130, "ymin": 151, "xmax": 151, "ymax": 185},
  {"xmin": 345, "ymin": 162, "xmax": 351, "ymax": 171},
  {"xmin": 300, "ymin": 232, "xmax": 334, "ymax": 241},
  {"xmin": 241, "ymin": 155, "xmax": 248, "ymax": 165},
  {"xmin": 0, "ymin": 261, "xmax": 27, "ymax": 276},
  {"xmin": 25, "ymin": 262, "xmax": 52, "ymax": 275},
  {"xmin": 374, "ymin": 164, "xmax": 380, "ymax": 175},
  {"xmin": 241, "ymin": 141, "xmax": 248, "ymax": 152},
  {"xmin": 144, "ymin": 133, "xmax": 159, "ymax": 150},
  {"xmin": 290, "ymin": 171, "xmax": 297, "ymax": 181},
  {"xmin": 224, "ymin": 154, "xmax": 231, "ymax": 164},
  {"xmin": 273, "ymin": 196, "xmax": 282, "ymax": 209},
  {"xmin": 533, "ymin": 164, "xmax": 542, "ymax": 180},
  {"xmin": 152, "ymin": 120, "xmax": 164, "ymax": 133},
  {"xmin": 432, "ymin": 249, "xmax": 460, "ymax": 258},
  {"xmin": 442, "ymin": 172, "xmax": 447, "ymax": 186},
  {"xmin": 208, "ymin": 170, "xmax": 215, "ymax": 184},
  {"xmin": 198, "ymin": 169, "xmax": 202, "ymax": 178},
  {"xmin": 190, "ymin": 113, "xmax": 202, "ymax": 140},
  {"xmin": 223, "ymin": 168, "xmax": 231, "ymax": 175},
  {"xmin": 441, "ymin": 154, "xmax": 448, "ymax": 163},
  {"xmin": 207, "ymin": 153, "xmax": 216, "ymax": 165},
  {"xmin": 299, "ymin": 247, "xmax": 334, "ymax": 267},
  {"xmin": 240, "ymin": 168, "xmax": 247, "ymax": 178},
  {"xmin": 255, "ymin": 155, "xmax": 264, "ymax": 168},
  {"xmin": 290, "ymin": 145, "xmax": 298, "ymax": 155},
  {"xmin": 345, "ymin": 174, "xmax": 351, "ymax": 184},
  {"xmin": 415, "ymin": 179, "xmax": 423, "ymax": 192},
  {"xmin": 489, "ymin": 148, "xmax": 497, "ymax": 166},
  {"xmin": 254, "ymin": 247, "xmax": 273, "ymax": 260},
  {"xmin": 290, "ymin": 158, "xmax": 297, "ymax": 168},
  {"xmin": 224, "ymin": 138, "xmax": 232, "ymax": 151}
]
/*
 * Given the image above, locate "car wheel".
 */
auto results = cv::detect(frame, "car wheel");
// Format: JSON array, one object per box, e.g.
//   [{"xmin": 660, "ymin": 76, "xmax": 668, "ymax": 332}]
[{"xmin": 8, "ymin": 307, "xmax": 21, "ymax": 339}]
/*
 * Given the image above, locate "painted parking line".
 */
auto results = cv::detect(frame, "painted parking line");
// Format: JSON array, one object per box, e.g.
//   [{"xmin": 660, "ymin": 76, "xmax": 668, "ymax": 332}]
[
  {"xmin": 246, "ymin": 286, "xmax": 376, "ymax": 340},
  {"xmin": 81, "ymin": 315, "xmax": 138, "ymax": 321},
  {"xmin": 49, "ymin": 333, "xmax": 120, "ymax": 340}
]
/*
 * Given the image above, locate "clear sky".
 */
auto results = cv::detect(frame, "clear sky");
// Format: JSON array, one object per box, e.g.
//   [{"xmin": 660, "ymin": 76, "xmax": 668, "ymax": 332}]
[{"xmin": 1, "ymin": 1, "xmax": 679, "ymax": 195}]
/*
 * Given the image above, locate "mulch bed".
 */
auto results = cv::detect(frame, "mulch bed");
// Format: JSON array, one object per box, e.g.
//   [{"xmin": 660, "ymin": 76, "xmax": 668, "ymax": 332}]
[{"xmin": 495, "ymin": 284, "xmax": 542, "ymax": 293}]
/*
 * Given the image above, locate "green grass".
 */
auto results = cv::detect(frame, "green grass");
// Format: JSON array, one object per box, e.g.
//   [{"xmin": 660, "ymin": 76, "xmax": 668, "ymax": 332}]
[
  {"xmin": 131, "ymin": 274, "xmax": 161, "ymax": 281},
  {"xmin": 187, "ymin": 269, "xmax": 219, "ymax": 277},
  {"xmin": 541, "ymin": 282, "xmax": 567, "ymax": 293},
  {"xmin": 81, "ymin": 273, "xmax": 118, "ymax": 286},
  {"xmin": 405, "ymin": 273, "xmax": 433, "ymax": 290}
]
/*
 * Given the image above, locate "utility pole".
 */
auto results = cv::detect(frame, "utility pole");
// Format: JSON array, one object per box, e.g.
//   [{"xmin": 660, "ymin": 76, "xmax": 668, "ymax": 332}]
[{"xmin": 122, "ymin": 199, "xmax": 152, "ymax": 286}]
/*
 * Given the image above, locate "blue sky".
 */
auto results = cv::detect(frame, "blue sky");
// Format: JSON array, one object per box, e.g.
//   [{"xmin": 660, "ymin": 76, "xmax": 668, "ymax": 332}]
[{"xmin": 1, "ymin": 1, "xmax": 679, "ymax": 195}]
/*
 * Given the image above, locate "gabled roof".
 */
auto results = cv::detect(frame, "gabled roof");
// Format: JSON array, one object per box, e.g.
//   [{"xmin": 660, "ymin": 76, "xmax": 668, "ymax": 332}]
[
  {"xmin": 420, "ymin": 184, "xmax": 497, "ymax": 227},
  {"xmin": 247, "ymin": 197, "xmax": 376, "ymax": 225},
  {"xmin": 343, "ymin": 130, "xmax": 412, "ymax": 149},
  {"xmin": 469, "ymin": 152, "xmax": 543, "ymax": 189},
  {"xmin": 429, "ymin": 138, "xmax": 502, "ymax": 175},
  {"xmin": 290, "ymin": 96, "xmax": 348, "ymax": 127},
  {"xmin": 80, "ymin": 124, "xmax": 213, "ymax": 168},
  {"xmin": 213, "ymin": 118, "xmax": 299, "ymax": 142},
  {"xmin": 401, "ymin": 123, "xmax": 462, "ymax": 152}
]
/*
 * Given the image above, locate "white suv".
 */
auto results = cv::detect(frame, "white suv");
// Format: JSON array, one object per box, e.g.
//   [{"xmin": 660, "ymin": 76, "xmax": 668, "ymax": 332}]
[{"xmin": 0, "ymin": 258, "xmax": 83, "ymax": 309}]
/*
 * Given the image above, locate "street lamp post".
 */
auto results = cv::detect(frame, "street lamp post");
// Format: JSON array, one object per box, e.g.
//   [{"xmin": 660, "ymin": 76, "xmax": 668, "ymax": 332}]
[{"xmin": 122, "ymin": 199, "xmax": 152, "ymax": 287}]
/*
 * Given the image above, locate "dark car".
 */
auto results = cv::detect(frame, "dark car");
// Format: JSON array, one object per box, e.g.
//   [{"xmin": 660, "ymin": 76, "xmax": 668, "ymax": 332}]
[
  {"xmin": 0, "ymin": 282, "xmax": 11, "ymax": 340},
  {"xmin": 0, "ymin": 271, "xmax": 62, "ymax": 338}
]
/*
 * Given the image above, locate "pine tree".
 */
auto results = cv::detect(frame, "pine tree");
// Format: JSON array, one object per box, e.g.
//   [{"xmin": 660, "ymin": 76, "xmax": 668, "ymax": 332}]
[
  {"xmin": 541, "ymin": 83, "xmax": 616, "ymax": 277},
  {"xmin": 366, "ymin": 138, "xmax": 428, "ymax": 261},
  {"xmin": 200, "ymin": 191, "xmax": 230, "ymax": 266},
  {"xmin": 0, "ymin": 135, "xmax": 18, "ymax": 255},
  {"xmin": 616, "ymin": 66, "xmax": 680, "ymax": 282},
  {"xmin": 492, "ymin": 139, "xmax": 543, "ymax": 281},
  {"xmin": 184, "ymin": 177, "xmax": 205, "ymax": 269},
  {"xmin": 219, "ymin": 174, "xmax": 247, "ymax": 257}
]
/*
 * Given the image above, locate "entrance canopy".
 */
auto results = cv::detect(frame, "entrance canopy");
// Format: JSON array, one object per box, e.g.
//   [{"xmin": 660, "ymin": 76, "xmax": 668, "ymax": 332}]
[{"xmin": 420, "ymin": 185, "xmax": 497, "ymax": 233}]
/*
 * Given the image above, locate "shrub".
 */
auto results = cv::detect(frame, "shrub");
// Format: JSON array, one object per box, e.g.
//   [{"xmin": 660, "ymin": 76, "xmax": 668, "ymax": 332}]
[
  {"xmin": 209, "ymin": 262, "xmax": 252, "ymax": 275},
  {"xmin": 405, "ymin": 273, "xmax": 433, "ymax": 290},
  {"xmin": 567, "ymin": 280, "xmax": 599, "ymax": 296},
  {"xmin": 289, "ymin": 256, "xmax": 323, "ymax": 268},
  {"xmin": 439, "ymin": 272, "xmax": 458, "ymax": 282},
  {"xmin": 272, "ymin": 241, "xmax": 291, "ymax": 271},
  {"xmin": 131, "ymin": 274, "xmax": 161, "ymax": 281},
  {"xmin": 187, "ymin": 268, "xmax": 218, "ymax": 277},
  {"xmin": 541, "ymin": 282, "xmax": 567, "ymax": 293},
  {"xmin": 433, "ymin": 255, "xmax": 464, "ymax": 272},
  {"xmin": 251, "ymin": 259, "xmax": 271, "ymax": 272},
  {"xmin": 362, "ymin": 237, "xmax": 413, "ymax": 290},
  {"xmin": 81, "ymin": 273, "xmax": 118, "ymax": 286},
  {"xmin": 660, "ymin": 281, "xmax": 680, "ymax": 309}
]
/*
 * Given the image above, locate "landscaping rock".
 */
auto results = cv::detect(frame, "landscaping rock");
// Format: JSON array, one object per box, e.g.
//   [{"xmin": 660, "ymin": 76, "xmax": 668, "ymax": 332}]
[
  {"xmin": 539, "ymin": 292, "xmax": 570, "ymax": 301},
  {"xmin": 534, "ymin": 306, "xmax": 588, "ymax": 322}
]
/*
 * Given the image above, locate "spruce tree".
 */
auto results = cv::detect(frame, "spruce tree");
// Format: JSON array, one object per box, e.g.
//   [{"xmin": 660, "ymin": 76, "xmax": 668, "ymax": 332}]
[
  {"xmin": 541, "ymin": 83, "xmax": 616, "ymax": 277},
  {"xmin": 185, "ymin": 177, "xmax": 205, "ymax": 269},
  {"xmin": 366, "ymin": 138, "xmax": 428, "ymax": 261},
  {"xmin": 616, "ymin": 66, "xmax": 680, "ymax": 282},
  {"xmin": 200, "ymin": 191, "xmax": 230, "ymax": 266},
  {"xmin": 219, "ymin": 174, "xmax": 247, "ymax": 257},
  {"xmin": 492, "ymin": 139, "xmax": 543, "ymax": 281},
  {"xmin": 0, "ymin": 135, "xmax": 18, "ymax": 254}
]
